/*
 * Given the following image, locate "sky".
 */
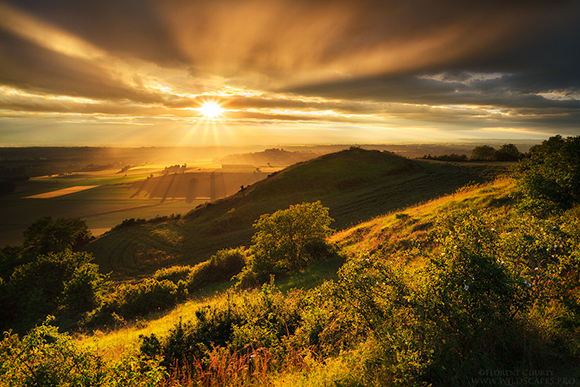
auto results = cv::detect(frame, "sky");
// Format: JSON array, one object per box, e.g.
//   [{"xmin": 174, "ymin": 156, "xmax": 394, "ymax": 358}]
[{"xmin": 0, "ymin": 0, "xmax": 579, "ymax": 147}]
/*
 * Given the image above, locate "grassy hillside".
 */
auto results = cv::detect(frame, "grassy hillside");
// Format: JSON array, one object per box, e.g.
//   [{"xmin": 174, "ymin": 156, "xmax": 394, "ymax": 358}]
[
  {"xmin": 5, "ymin": 173, "xmax": 579, "ymax": 386},
  {"xmin": 65, "ymin": 175, "xmax": 580, "ymax": 386},
  {"xmin": 86, "ymin": 148, "xmax": 512, "ymax": 279},
  {"xmin": 5, "ymin": 139, "xmax": 579, "ymax": 386},
  {"xmin": 78, "ymin": 179, "xmax": 515, "ymax": 356}
]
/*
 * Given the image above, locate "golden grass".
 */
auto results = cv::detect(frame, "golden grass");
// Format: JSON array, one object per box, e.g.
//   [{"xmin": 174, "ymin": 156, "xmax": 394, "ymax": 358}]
[
  {"xmin": 76, "ymin": 288, "xmax": 240, "ymax": 360},
  {"xmin": 77, "ymin": 178, "xmax": 516, "ymax": 364},
  {"xmin": 330, "ymin": 178, "xmax": 514, "ymax": 257}
]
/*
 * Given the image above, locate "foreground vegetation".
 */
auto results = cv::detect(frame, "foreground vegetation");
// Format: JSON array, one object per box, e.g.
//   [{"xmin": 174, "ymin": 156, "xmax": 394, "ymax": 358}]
[{"xmin": 1, "ymin": 137, "xmax": 580, "ymax": 386}]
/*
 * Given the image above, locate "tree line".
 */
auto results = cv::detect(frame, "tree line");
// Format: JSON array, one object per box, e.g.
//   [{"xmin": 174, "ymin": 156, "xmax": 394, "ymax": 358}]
[{"xmin": 422, "ymin": 143, "xmax": 523, "ymax": 161}]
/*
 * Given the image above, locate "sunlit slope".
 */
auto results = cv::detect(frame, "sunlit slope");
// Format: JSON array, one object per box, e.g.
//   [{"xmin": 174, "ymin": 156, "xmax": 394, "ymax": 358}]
[
  {"xmin": 86, "ymin": 148, "xmax": 512, "ymax": 278},
  {"xmin": 78, "ymin": 178, "xmax": 516, "ymax": 360}
]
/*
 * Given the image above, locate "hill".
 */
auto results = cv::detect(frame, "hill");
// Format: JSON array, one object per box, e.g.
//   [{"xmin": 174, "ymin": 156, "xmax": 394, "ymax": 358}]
[
  {"xmin": 70, "ymin": 175, "xmax": 579, "ymax": 386},
  {"xmin": 215, "ymin": 148, "xmax": 322, "ymax": 166},
  {"xmin": 5, "ymin": 138, "xmax": 579, "ymax": 386},
  {"xmin": 86, "ymin": 148, "xmax": 512, "ymax": 279}
]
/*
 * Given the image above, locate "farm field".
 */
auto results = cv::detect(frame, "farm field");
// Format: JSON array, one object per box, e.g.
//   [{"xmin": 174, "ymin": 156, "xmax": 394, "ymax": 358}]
[{"xmin": 0, "ymin": 164, "xmax": 280, "ymax": 247}]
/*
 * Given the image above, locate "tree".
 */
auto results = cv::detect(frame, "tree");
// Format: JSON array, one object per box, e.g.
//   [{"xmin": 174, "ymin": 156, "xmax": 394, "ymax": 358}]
[
  {"xmin": 470, "ymin": 145, "xmax": 496, "ymax": 161},
  {"xmin": 247, "ymin": 201, "xmax": 334, "ymax": 282},
  {"xmin": 495, "ymin": 144, "xmax": 521, "ymax": 161},
  {"xmin": 23, "ymin": 217, "xmax": 93, "ymax": 255},
  {"xmin": 514, "ymin": 135, "xmax": 580, "ymax": 213},
  {"xmin": 3, "ymin": 250, "xmax": 107, "ymax": 332}
]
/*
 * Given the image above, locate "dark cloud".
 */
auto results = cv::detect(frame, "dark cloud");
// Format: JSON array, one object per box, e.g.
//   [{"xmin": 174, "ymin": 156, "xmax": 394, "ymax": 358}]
[
  {"xmin": 2, "ymin": 0, "xmax": 189, "ymax": 66},
  {"xmin": 0, "ymin": 0, "xmax": 579, "ymax": 144},
  {"xmin": 0, "ymin": 31, "xmax": 162, "ymax": 103}
]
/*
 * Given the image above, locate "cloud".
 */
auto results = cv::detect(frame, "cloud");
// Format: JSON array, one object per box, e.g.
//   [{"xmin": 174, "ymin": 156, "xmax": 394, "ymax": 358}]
[{"xmin": 0, "ymin": 0, "xmax": 579, "ymax": 145}]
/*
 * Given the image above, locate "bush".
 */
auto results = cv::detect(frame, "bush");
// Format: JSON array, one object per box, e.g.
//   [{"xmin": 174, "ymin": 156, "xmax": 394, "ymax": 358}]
[
  {"xmin": 2, "ymin": 250, "xmax": 107, "ymax": 332},
  {"xmin": 514, "ymin": 135, "xmax": 580, "ymax": 214},
  {"xmin": 187, "ymin": 247, "xmax": 247, "ymax": 292},
  {"xmin": 242, "ymin": 201, "xmax": 334, "ymax": 283},
  {"xmin": 22, "ymin": 216, "xmax": 93, "ymax": 255},
  {"xmin": 333, "ymin": 208, "xmax": 542, "ymax": 385},
  {"xmin": 0, "ymin": 318, "xmax": 168, "ymax": 386},
  {"xmin": 60, "ymin": 262, "xmax": 109, "ymax": 314},
  {"xmin": 109, "ymin": 279, "xmax": 188, "ymax": 320},
  {"xmin": 140, "ymin": 284, "xmax": 305, "ymax": 369},
  {"xmin": 154, "ymin": 265, "xmax": 193, "ymax": 283}
]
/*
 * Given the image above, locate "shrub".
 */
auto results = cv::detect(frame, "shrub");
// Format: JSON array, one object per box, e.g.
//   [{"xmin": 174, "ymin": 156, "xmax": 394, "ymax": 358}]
[
  {"xmin": 514, "ymin": 135, "xmax": 580, "ymax": 214},
  {"xmin": 86, "ymin": 279, "xmax": 188, "ymax": 327},
  {"xmin": 60, "ymin": 262, "xmax": 109, "ymax": 314},
  {"xmin": 22, "ymin": 217, "xmax": 93, "ymax": 255},
  {"xmin": 3, "ymin": 250, "xmax": 107, "ymax": 332},
  {"xmin": 140, "ymin": 284, "xmax": 305, "ymax": 369},
  {"xmin": 333, "ymin": 208, "xmax": 537, "ymax": 385},
  {"xmin": 0, "ymin": 318, "xmax": 168, "ymax": 386},
  {"xmin": 243, "ymin": 201, "xmax": 334, "ymax": 283},
  {"xmin": 154, "ymin": 265, "xmax": 193, "ymax": 284},
  {"xmin": 187, "ymin": 247, "xmax": 247, "ymax": 292},
  {"xmin": 114, "ymin": 279, "xmax": 188, "ymax": 318}
]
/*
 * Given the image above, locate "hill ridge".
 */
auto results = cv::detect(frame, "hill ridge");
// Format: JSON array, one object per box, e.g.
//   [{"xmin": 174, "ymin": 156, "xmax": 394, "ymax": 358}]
[{"xmin": 85, "ymin": 148, "xmax": 512, "ymax": 279}]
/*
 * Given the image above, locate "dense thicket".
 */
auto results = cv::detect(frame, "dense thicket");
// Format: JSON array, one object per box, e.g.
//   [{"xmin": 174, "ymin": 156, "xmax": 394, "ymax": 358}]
[{"xmin": 514, "ymin": 135, "xmax": 580, "ymax": 213}]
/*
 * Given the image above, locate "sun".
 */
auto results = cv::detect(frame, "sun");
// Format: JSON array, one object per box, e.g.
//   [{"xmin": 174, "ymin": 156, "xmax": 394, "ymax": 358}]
[{"xmin": 199, "ymin": 101, "xmax": 224, "ymax": 119}]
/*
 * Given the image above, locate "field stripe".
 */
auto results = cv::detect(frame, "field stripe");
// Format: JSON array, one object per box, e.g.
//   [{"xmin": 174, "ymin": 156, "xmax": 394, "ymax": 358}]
[{"xmin": 25, "ymin": 185, "xmax": 100, "ymax": 199}]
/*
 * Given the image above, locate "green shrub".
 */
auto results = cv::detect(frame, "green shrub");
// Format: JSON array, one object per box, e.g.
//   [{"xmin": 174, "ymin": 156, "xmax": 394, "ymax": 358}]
[
  {"xmin": 333, "ymin": 208, "xmax": 543, "ymax": 385},
  {"xmin": 2, "ymin": 250, "xmax": 107, "ymax": 332},
  {"xmin": 241, "ymin": 201, "xmax": 334, "ymax": 284},
  {"xmin": 22, "ymin": 216, "xmax": 93, "ymax": 255},
  {"xmin": 153, "ymin": 265, "xmax": 193, "ymax": 283},
  {"xmin": 60, "ymin": 262, "xmax": 109, "ymax": 314},
  {"xmin": 115, "ymin": 279, "xmax": 188, "ymax": 318},
  {"xmin": 514, "ymin": 135, "xmax": 580, "ymax": 214},
  {"xmin": 0, "ymin": 318, "xmax": 168, "ymax": 386},
  {"xmin": 187, "ymin": 247, "xmax": 247, "ymax": 292},
  {"xmin": 86, "ymin": 279, "xmax": 188, "ymax": 327},
  {"xmin": 140, "ymin": 284, "xmax": 305, "ymax": 368}
]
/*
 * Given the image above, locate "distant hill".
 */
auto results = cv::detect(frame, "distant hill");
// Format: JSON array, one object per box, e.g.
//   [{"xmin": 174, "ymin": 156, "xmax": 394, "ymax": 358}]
[
  {"xmin": 215, "ymin": 148, "xmax": 322, "ymax": 167},
  {"xmin": 86, "ymin": 148, "xmax": 512, "ymax": 279}
]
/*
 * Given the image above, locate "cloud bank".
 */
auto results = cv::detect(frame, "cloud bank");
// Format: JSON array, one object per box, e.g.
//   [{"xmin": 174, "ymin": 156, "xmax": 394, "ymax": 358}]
[{"xmin": 0, "ymin": 0, "xmax": 579, "ymax": 145}]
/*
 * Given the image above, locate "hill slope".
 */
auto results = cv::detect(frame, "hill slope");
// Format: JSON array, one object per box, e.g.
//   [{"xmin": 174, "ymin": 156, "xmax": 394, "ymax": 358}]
[{"xmin": 86, "ymin": 148, "xmax": 512, "ymax": 278}]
